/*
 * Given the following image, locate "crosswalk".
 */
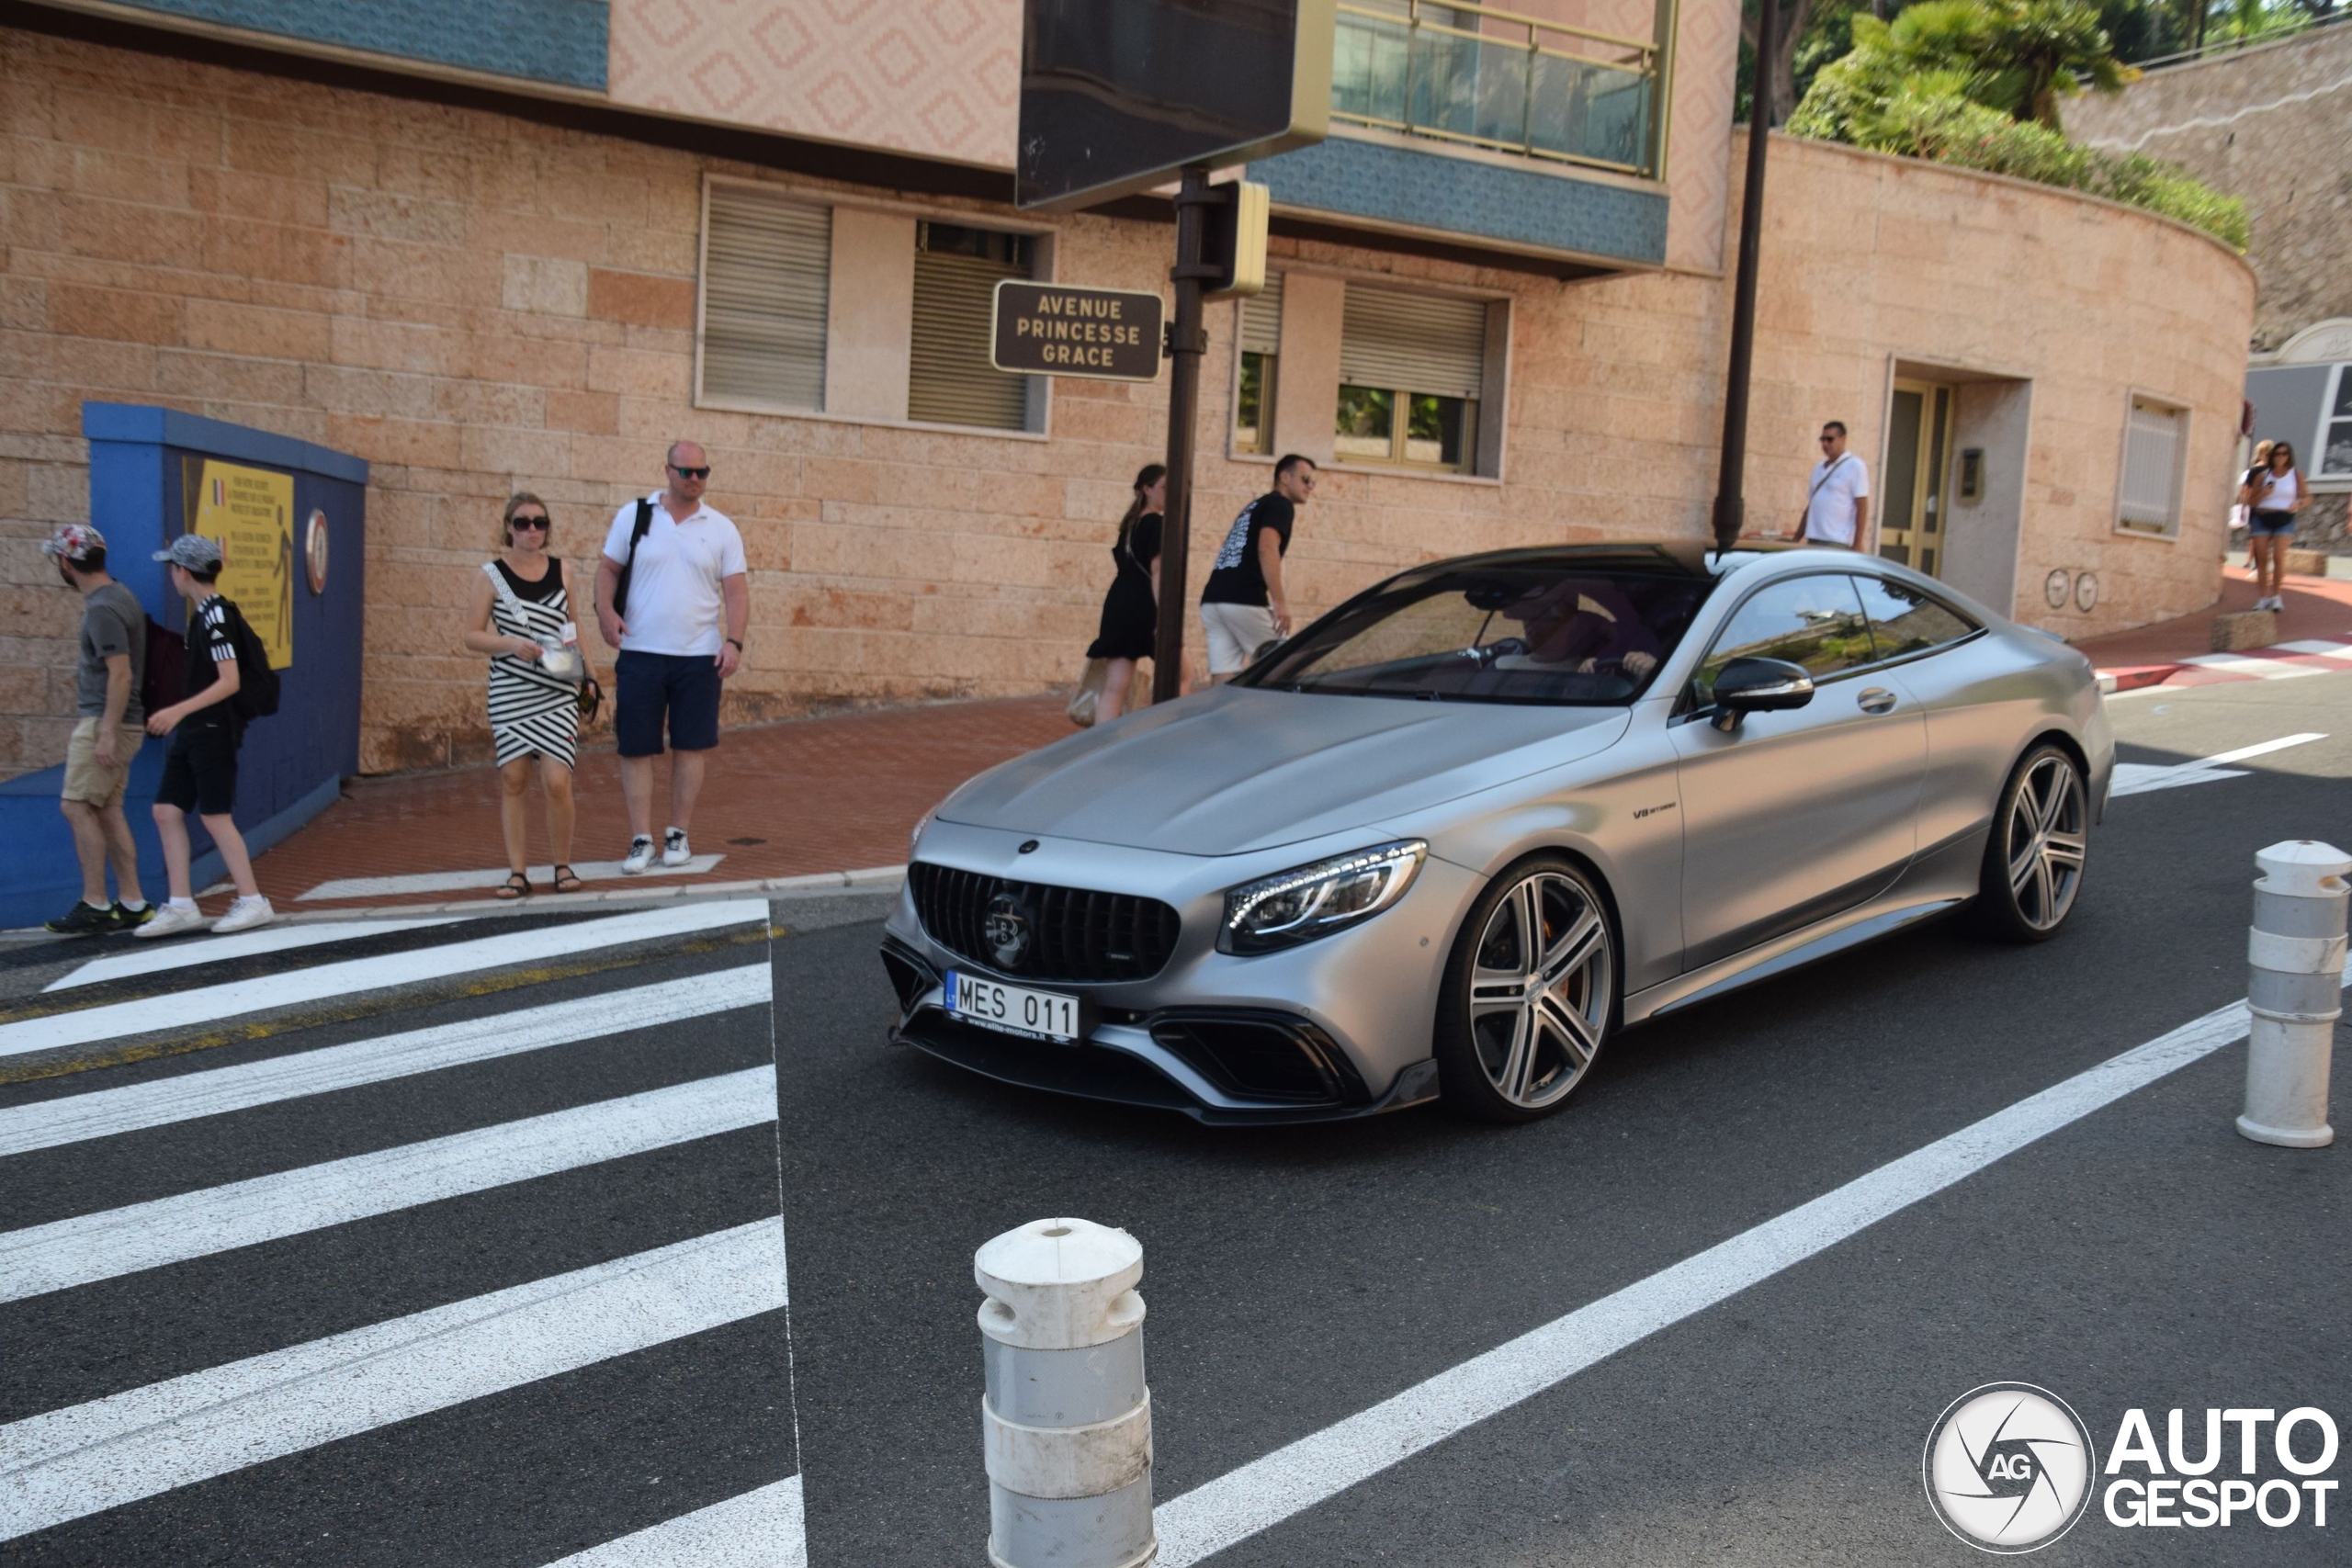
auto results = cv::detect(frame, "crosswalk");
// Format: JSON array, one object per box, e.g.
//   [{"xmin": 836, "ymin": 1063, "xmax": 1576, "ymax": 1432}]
[{"xmin": 0, "ymin": 899, "xmax": 807, "ymax": 1564}]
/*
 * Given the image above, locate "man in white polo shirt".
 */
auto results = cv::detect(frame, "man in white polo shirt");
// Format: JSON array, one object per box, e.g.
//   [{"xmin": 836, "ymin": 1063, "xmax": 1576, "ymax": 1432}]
[
  {"xmin": 595, "ymin": 440, "xmax": 749, "ymax": 875},
  {"xmin": 1794, "ymin": 420, "xmax": 1871, "ymax": 547}
]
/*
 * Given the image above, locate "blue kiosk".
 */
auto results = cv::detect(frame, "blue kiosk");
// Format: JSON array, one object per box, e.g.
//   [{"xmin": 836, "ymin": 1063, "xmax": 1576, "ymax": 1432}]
[{"xmin": 1, "ymin": 406, "xmax": 368, "ymax": 929}]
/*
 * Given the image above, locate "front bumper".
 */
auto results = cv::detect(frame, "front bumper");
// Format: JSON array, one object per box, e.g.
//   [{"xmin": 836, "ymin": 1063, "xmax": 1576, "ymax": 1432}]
[{"xmin": 878, "ymin": 821, "xmax": 1476, "ymax": 1122}]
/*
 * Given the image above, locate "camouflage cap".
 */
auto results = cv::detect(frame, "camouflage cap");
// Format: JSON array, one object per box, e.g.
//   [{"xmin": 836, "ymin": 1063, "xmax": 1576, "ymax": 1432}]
[{"xmin": 153, "ymin": 534, "xmax": 225, "ymax": 570}]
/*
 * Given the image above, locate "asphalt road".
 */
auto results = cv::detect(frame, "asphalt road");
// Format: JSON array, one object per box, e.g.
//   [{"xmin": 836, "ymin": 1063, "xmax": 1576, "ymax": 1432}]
[{"xmin": 3, "ymin": 670, "xmax": 2347, "ymax": 1566}]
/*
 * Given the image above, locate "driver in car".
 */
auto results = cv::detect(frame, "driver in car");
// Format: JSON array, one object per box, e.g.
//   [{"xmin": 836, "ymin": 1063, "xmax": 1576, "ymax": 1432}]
[{"xmin": 1498, "ymin": 578, "xmax": 1662, "ymax": 678}]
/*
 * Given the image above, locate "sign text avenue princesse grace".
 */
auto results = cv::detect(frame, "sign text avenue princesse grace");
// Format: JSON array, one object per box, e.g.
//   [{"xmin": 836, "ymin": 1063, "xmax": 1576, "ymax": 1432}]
[{"xmin": 989, "ymin": 280, "xmax": 1164, "ymax": 382}]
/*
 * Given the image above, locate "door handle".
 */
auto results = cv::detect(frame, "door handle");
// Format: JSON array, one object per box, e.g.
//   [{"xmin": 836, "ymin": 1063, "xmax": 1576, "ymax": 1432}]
[{"xmin": 1858, "ymin": 687, "xmax": 1897, "ymax": 714}]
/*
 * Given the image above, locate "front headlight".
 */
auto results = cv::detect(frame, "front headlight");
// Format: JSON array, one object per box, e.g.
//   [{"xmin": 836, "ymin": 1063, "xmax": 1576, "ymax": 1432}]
[{"xmin": 1219, "ymin": 840, "xmax": 1428, "ymax": 955}]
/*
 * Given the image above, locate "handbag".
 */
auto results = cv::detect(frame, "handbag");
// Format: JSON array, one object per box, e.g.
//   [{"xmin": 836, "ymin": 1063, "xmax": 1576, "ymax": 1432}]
[{"xmin": 1068, "ymin": 657, "xmax": 1110, "ymax": 728}]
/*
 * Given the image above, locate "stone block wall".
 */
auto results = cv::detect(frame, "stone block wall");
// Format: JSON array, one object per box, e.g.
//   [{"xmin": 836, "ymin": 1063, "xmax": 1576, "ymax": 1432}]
[{"xmin": 0, "ymin": 28, "xmax": 2252, "ymax": 779}]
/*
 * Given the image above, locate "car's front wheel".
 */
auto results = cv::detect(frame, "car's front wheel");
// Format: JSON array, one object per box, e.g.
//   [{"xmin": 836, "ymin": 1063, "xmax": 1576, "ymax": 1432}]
[
  {"xmin": 1976, "ymin": 742, "xmax": 2089, "ymax": 942},
  {"xmin": 1434, "ymin": 855, "xmax": 1617, "ymax": 1122}
]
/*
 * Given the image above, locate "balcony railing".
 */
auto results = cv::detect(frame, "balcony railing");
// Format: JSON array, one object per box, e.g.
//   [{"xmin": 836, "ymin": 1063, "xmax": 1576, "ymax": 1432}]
[{"xmin": 1331, "ymin": 1, "xmax": 1666, "ymax": 178}]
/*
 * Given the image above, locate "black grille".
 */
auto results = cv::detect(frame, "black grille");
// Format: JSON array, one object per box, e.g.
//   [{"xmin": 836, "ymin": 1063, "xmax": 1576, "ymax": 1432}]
[{"xmin": 908, "ymin": 862, "xmax": 1180, "ymax": 983}]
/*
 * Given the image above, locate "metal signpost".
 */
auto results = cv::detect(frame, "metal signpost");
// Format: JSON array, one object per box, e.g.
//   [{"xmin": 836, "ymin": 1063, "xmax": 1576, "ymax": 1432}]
[{"xmin": 1018, "ymin": 0, "xmax": 1333, "ymax": 704}]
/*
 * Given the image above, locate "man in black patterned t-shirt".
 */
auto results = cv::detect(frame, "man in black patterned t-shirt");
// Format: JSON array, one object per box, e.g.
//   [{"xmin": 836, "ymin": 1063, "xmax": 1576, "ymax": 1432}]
[{"xmin": 139, "ymin": 534, "xmax": 275, "ymax": 940}]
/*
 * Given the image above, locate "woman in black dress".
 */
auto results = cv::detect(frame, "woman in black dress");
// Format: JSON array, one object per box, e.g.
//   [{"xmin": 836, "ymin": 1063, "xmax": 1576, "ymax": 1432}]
[{"xmin": 1086, "ymin": 463, "xmax": 1165, "ymax": 722}]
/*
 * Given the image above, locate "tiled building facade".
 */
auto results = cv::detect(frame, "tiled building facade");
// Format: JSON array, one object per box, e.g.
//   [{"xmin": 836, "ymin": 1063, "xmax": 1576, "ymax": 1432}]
[{"xmin": 2, "ymin": 2, "xmax": 2251, "ymax": 777}]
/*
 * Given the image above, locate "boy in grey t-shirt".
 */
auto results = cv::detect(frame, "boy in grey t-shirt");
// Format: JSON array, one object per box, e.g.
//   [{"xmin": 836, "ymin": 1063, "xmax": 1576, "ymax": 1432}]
[{"xmin": 40, "ymin": 524, "xmax": 153, "ymax": 934}]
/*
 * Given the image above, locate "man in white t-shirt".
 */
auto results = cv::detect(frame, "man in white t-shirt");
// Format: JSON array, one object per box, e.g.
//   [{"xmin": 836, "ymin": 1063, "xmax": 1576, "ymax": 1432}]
[
  {"xmin": 595, "ymin": 440, "xmax": 749, "ymax": 875},
  {"xmin": 1794, "ymin": 420, "xmax": 1871, "ymax": 547}
]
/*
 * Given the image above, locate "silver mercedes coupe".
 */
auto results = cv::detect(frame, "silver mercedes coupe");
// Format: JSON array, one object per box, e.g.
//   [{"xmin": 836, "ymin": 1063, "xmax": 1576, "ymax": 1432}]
[{"xmin": 880, "ymin": 543, "xmax": 2111, "ymax": 1124}]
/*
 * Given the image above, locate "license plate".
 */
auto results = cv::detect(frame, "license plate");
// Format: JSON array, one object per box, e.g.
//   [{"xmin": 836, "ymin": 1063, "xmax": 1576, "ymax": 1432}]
[{"xmin": 944, "ymin": 969, "xmax": 1080, "ymax": 1043}]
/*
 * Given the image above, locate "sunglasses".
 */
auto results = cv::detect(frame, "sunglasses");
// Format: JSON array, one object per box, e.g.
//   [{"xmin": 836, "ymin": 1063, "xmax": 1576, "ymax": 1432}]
[
  {"xmin": 670, "ymin": 465, "xmax": 711, "ymax": 479},
  {"xmin": 1819, "ymin": 434, "xmax": 1839, "ymax": 443},
  {"xmin": 510, "ymin": 515, "xmax": 548, "ymax": 529}
]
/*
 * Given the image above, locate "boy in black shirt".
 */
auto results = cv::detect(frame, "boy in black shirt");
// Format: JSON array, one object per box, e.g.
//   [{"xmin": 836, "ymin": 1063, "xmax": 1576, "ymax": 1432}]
[
  {"xmin": 140, "ymin": 535, "xmax": 276, "ymax": 939},
  {"xmin": 1200, "ymin": 453, "xmax": 1315, "ymax": 680}
]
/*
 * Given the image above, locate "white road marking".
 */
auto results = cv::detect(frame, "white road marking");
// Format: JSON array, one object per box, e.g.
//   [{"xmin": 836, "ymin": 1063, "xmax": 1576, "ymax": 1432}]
[
  {"xmin": 0, "ymin": 899, "xmax": 771, "ymax": 1060},
  {"xmin": 0, "ymin": 1219, "xmax": 787, "ymax": 1540},
  {"xmin": 542, "ymin": 1475, "xmax": 806, "ymax": 1568},
  {"xmin": 2109, "ymin": 732, "xmax": 2327, "ymax": 797},
  {"xmin": 299, "ymin": 855, "xmax": 725, "ymax": 901},
  {"xmin": 1152, "ymin": 984, "xmax": 2296, "ymax": 1565},
  {"xmin": 42, "ymin": 918, "xmax": 464, "ymax": 992},
  {"xmin": 2270, "ymin": 640, "xmax": 2352, "ymax": 658},
  {"xmin": 2178, "ymin": 654, "xmax": 2325, "ymax": 679},
  {"xmin": 0, "ymin": 964, "xmax": 770, "ymax": 1158},
  {"xmin": 0, "ymin": 1067, "xmax": 776, "ymax": 1303}
]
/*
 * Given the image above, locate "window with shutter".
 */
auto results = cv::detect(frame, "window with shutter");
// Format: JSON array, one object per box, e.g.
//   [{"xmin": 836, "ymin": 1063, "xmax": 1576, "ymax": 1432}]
[
  {"xmin": 698, "ymin": 184, "xmax": 830, "ymax": 412},
  {"xmin": 909, "ymin": 222, "xmax": 1036, "ymax": 432},
  {"xmin": 1336, "ymin": 283, "xmax": 1489, "ymax": 472},
  {"xmin": 2117, "ymin": 396, "xmax": 2185, "ymax": 536},
  {"xmin": 1236, "ymin": 274, "xmax": 1283, "ymax": 454}
]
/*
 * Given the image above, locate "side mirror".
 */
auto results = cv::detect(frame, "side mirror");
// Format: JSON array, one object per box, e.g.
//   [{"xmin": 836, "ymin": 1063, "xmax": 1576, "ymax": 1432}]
[{"xmin": 1708, "ymin": 656, "xmax": 1815, "ymax": 732}]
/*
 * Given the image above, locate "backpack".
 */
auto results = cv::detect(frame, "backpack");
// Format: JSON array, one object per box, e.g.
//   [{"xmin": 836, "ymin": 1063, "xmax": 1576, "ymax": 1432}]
[
  {"xmin": 140, "ymin": 615, "xmax": 185, "ymax": 724},
  {"xmin": 214, "ymin": 597, "xmax": 280, "ymax": 722},
  {"xmin": 611, "ymin": 498, "xmax": 655, "ymax": 617}
]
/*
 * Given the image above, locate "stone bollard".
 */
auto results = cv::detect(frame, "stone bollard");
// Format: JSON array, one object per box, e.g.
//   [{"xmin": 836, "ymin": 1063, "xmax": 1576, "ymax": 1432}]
[
  {"xmin": 977, "ymin": 1217, "xmax": 1155, "ymax": 1568},
  {"xmin": 2238, "ymin": 840, "xmax": 2352, "ymax": 1148}
]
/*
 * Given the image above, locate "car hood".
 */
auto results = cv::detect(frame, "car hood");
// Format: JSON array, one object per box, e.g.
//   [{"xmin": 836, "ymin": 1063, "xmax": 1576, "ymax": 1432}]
[{"xmin": 937, "ymin": 685, "xmax": 1631, "ymax": 855}]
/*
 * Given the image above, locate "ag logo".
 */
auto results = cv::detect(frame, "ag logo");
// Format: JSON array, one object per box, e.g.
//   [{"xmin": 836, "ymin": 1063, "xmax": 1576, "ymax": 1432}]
[
  {"xmin": 1924, "ymin": 1382, "xmax": 2097, "ymax": 1553},
  {"xmin": 984, "ymin": 892, "xmax": 1033, "ymax": 971}
]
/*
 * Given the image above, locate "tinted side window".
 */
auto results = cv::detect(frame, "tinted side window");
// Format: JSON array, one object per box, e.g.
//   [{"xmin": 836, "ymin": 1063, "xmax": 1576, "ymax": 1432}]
[
  {"xmin": 1693, "ymin": 575, "xmax": 1874, "ymax": 703},
  {"xmin": 1851, "ymin": 575, "xmax": 1976, "ymax": 660}
]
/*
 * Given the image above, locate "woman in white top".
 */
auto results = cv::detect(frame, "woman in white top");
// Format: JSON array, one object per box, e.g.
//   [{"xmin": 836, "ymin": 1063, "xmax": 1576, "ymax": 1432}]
[
  {"xmin": 2240, "ymin": 441, "xmax": 2307, "ymax": 613},
  {"xmin": 461, "ymin": 493, "xmax": 585, "ymax": 897}
]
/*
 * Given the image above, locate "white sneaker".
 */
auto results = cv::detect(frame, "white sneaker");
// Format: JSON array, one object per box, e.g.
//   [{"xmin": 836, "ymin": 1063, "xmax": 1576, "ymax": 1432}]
[
  {"xmin": 212, "ymin": 896, "xmax": 276, "ymax": 935},
  {"xmin": 661, "ymin": 828, "xmax": 692, "ymax": 868},
  {"xmin": 135, "ymin": 903, "xmax": 209, "ymax": 941},
  {"xmin": 621, "ymin": 835, "xmax": 656, "ymax": 874}
]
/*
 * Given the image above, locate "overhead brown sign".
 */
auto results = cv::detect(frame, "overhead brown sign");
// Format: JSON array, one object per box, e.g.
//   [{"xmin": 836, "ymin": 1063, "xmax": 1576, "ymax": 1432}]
[{"xmin": 989, "ymin": 280, "xmax": 1163, "ymax": 382}]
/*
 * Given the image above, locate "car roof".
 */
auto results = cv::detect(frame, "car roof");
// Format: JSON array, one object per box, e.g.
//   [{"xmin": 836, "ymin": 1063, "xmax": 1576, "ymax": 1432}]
[{"xmin": 1401, "ymin": 540, "xmax": 1819, "ymax": 581}]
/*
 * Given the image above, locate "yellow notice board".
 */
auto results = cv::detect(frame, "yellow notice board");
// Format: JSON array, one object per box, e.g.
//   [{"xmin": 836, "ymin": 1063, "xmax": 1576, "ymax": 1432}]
[{"xmin": 184, "ymin": 457, "xmax": 295, "ymax": 668}]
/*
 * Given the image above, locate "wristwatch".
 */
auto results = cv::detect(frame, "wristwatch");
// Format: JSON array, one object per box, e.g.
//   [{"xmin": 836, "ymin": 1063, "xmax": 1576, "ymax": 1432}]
[{"xmin": 725, "ymin": 637, "xmax": 744, "ymax": 651}]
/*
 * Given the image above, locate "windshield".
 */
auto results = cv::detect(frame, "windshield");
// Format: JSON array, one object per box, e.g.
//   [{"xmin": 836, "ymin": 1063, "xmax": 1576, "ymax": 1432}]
[{"xmin": 1242, "ymin": 562, "xmax": 1712, "ymax": 705}]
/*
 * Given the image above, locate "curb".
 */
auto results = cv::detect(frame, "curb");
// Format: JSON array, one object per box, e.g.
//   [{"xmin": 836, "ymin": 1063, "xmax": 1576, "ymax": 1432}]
[
  {"xmin": 2097, "ymin": 663, "xmax": 2186, "ymax": 695},
  {"xmin": 5, "ymin": 865, "xmax": 908, "ymax": 936}
]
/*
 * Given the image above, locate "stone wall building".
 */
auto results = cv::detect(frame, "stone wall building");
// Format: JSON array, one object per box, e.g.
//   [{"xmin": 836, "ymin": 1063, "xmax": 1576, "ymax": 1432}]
[
  {"xmin": 2072, "ymin": 20, "xmax": 2352, "ymax": 544},
  {"xmin": 2, "ymin": 1, "xmax": 2253, "ymax": 778}
]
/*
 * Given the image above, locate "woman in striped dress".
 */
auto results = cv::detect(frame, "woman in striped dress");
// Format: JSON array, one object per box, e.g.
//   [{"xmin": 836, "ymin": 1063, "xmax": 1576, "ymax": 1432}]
[{"xmin": 461, "ymin": 493, "xmax": 584, "ymax": 897}]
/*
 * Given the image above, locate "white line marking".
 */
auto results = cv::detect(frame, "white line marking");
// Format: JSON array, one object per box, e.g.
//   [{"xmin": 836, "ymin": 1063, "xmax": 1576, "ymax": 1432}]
[
  {"xmin": 0, "ymin": 1067, "xmax": 776, "ymax": 1303},
  {"xmin": 0, "ymin": 1219, "xmax": 787, "ymax": 1540},
  {"xmin": 2178, "ymin": 654, "xmax": 2325, "ymax": 678},
  {"xmin": 0, "ymin": 964, "xmax": 771, "ymax": 1158},
  {"xmin": 299, "ymin": 856, "xmax": 725, "ymax": 901},
  {"xmin": 42, "ymin": 918, "xmax": 464, "ymax": 992},
  {"xmin": 542, "ymin": 1475, "xmax": 806, "ymax": 1568},
  {"xmin": 0, "ymin": 899, "xmax": 771, "ymax": 1060},
  {"xmin": 2109, "ymin": 732, "xmax": 2326, "ymax": 797},
  {"xmin": 2271, "ymin": 640, "xmax": 2352, "ymax": 658},
  {"xmin": 1152, "ymin": 985, "xmax": 2295, "ymax": 1565}
]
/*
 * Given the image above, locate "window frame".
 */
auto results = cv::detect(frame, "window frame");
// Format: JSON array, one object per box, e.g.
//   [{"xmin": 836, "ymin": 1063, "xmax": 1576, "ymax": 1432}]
[
  {"xmin": 2321, "ymin": 362, "xmax": 2352, "ymax": 481},
  {"xmin": 1334, "ymin": 383, "xmax": 1480, "ymax": 473},
  {"xmin": 690, "ymin": 173, "xmax": 1057, "ymax": 442},
  {"xmin": 2111, "ymin": 388, "xmax": 2191, "ymax": 543}
]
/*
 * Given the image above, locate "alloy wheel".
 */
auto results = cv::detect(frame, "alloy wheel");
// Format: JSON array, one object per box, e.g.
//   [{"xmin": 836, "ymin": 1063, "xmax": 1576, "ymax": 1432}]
[
  {"xmin": 1466, "ymin": 871, "xmax": 1613, "ymax": 1111},
  {"xmin": 2004, "ymin": 753, "xmax": 2086, "ymax": 931}
]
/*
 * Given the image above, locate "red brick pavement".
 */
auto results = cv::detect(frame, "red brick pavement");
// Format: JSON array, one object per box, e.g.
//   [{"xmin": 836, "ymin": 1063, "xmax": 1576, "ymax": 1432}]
[
  {"xmin": 2074, "ymin": 567, "xmax": 2352, "ymax": 682},
  {"xmin": 244, "ymin": 694, "xmax": 1073, "ymax": 913}
]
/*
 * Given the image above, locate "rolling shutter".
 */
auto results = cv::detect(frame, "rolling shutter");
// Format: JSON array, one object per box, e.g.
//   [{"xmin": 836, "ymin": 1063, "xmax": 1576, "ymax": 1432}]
[
  {"xmin": 2118, "ymin": 398, "xmax": 2182, "ymax": 533},
  {"xmin": 1340, "ymin": 284, "xmax": 1486, "ymax": 400},
  {"xmin": 699, "ymin": 185, "xmax": 829, "ymax": 411},
  {"xmin": 1240, "ymin": 274, "xmax": 1283, "ymax": 356},
  {"xmin": 910, "ymin": 249, "xmax": 1031, "ymax": 431}
]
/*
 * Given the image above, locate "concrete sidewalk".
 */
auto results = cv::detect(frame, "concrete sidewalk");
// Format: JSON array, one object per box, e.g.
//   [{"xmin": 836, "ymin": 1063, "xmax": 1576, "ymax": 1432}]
[
  {"xmin": 175, "ymin": 693, "xmax": 1072, "ymax": 919},
  {"xmin": 2076, "ymin": 559, "xmax": 2352, "ymax": 692}
]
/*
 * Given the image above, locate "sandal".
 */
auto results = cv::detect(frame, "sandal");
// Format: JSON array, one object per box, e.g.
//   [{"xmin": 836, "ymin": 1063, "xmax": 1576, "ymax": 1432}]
[
  {"xmin": 496, "ymin": 871, "xmax": 531, "ymax": 900},
  {"xmin": 550, "ymin": 864, "xmax": 584, "ymax": 893}
]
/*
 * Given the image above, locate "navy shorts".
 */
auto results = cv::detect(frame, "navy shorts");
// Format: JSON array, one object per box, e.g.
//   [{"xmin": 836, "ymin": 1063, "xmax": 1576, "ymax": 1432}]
[
  {"xmin": 615, "ymin": 650, "xmax": 721, "ymax": 757},
  {"xmin": 156, "ymin": 719, "xmax": 239, "ymax": 817},
  {"xmin": 2247, "ymin": 509, "xmax": 2297, "ymax": 538}
]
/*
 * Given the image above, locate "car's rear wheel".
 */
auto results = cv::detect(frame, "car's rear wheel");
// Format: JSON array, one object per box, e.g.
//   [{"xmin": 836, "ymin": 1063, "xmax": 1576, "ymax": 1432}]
[
  {"xmin": 1434, "ymin": 855, "xmax": 1617, "ymax": 1122},
  {"xmin": 1976, "ymin": 742, "xmax": 2088, "ymax": 942}
]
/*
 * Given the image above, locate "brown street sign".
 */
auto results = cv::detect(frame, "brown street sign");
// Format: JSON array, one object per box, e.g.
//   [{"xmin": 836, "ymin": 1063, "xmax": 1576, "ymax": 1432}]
[{"xmin": 990, "ymin": 280, "xmax": 1164, "ymax": 382}]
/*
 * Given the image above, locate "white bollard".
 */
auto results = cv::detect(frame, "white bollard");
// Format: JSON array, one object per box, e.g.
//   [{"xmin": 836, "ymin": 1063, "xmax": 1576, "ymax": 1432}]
[
  {"xmin": 977, "ymin": 1217, "xmax": 1155, "ymax": 1568},
  {"xmin": 2238, "ymin": 839, "xmax": 2352, "ymax": 1148}
]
